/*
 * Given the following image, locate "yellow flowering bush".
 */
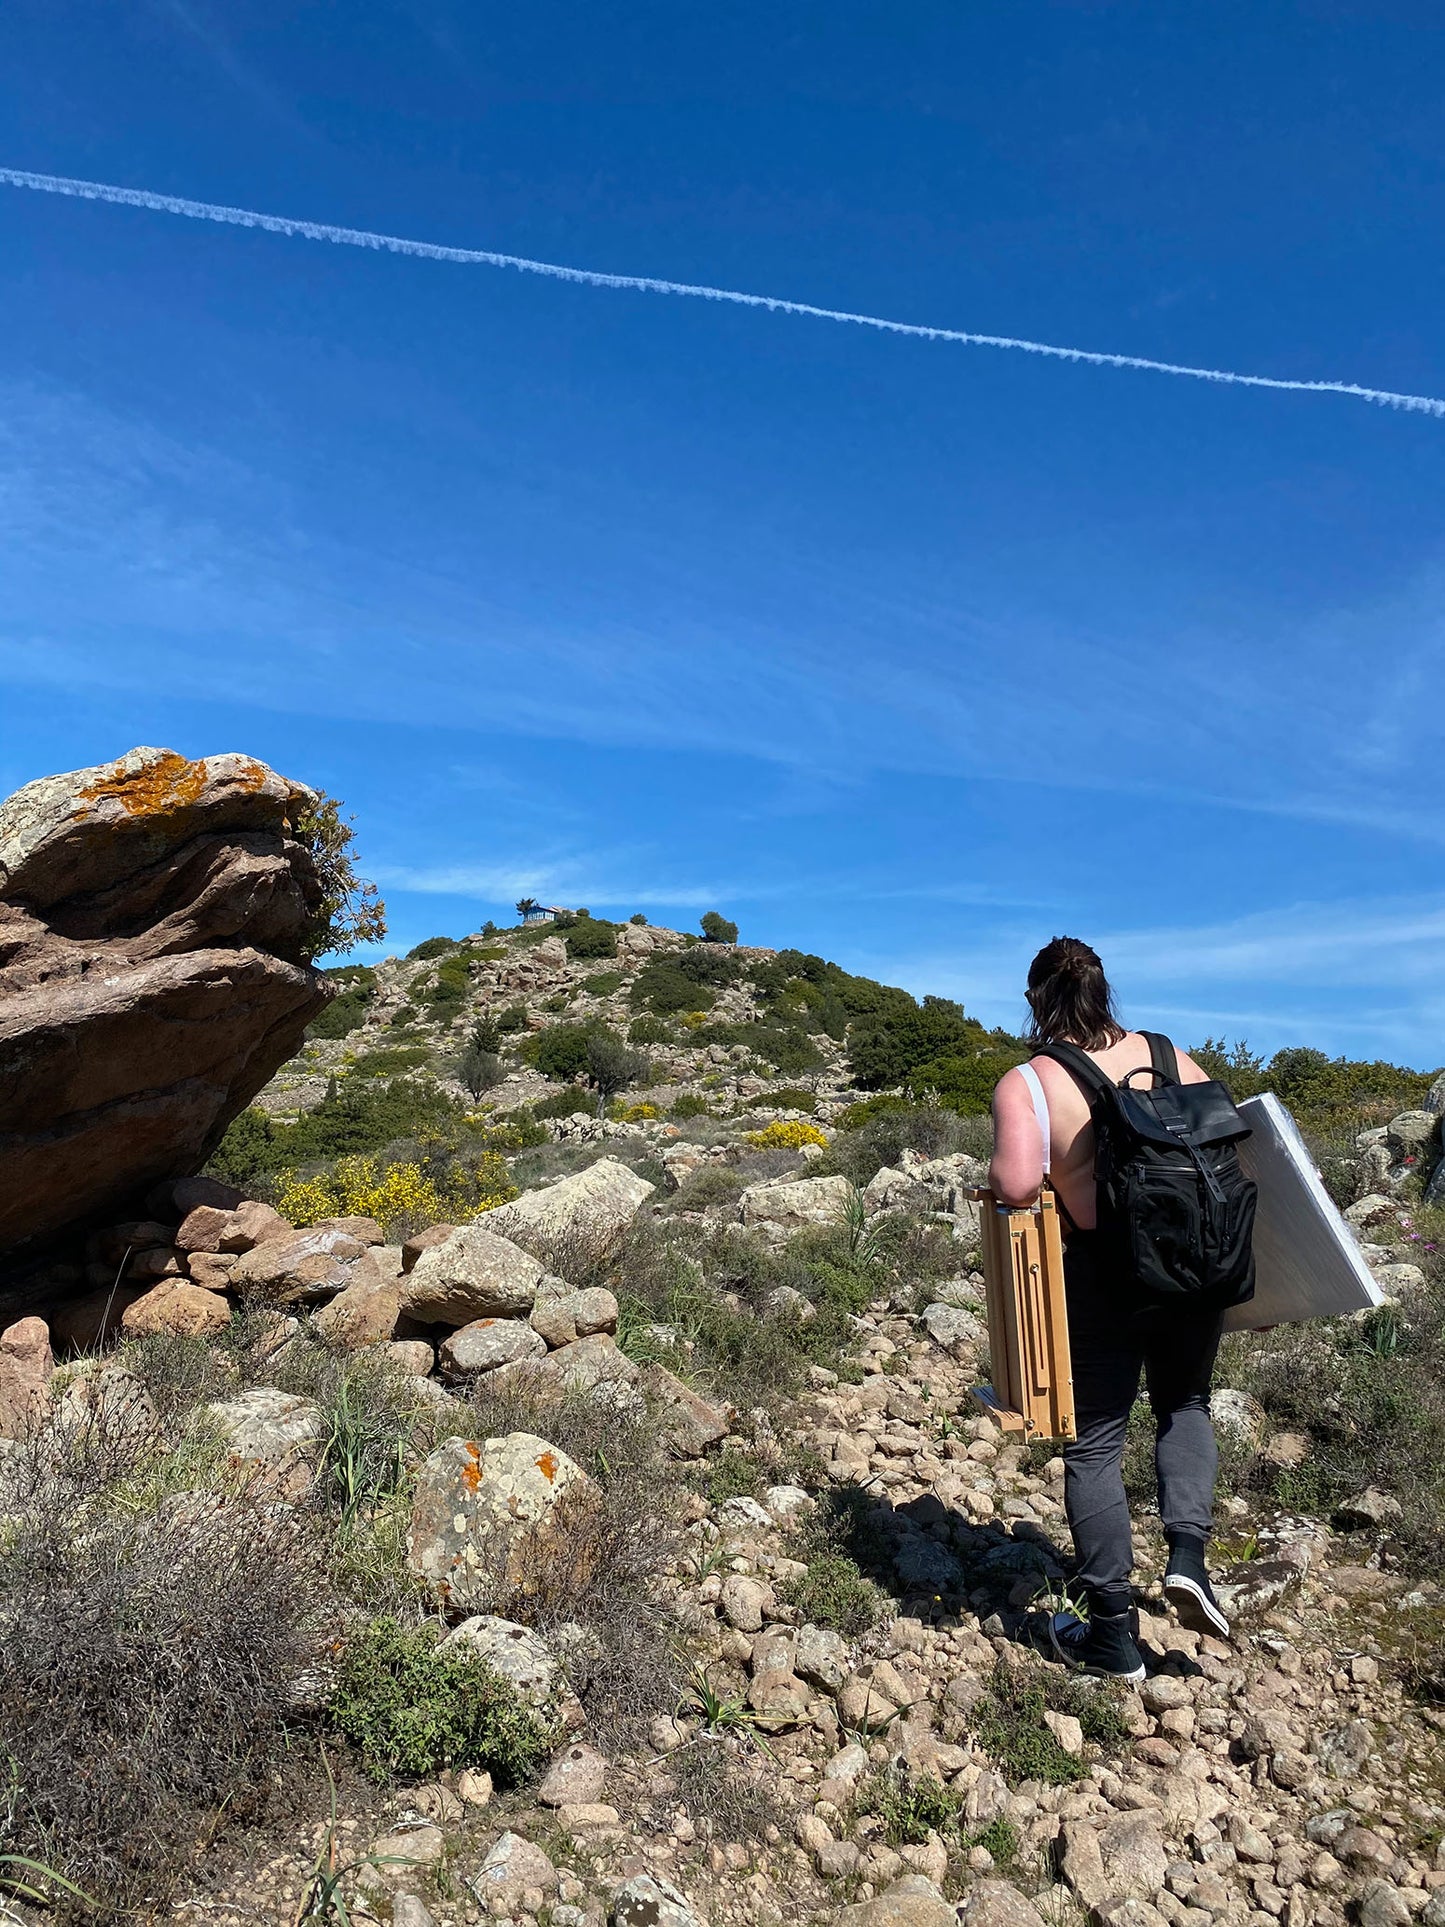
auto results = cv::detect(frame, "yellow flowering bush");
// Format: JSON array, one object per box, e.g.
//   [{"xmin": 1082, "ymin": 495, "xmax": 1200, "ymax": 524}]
[
  {"xmin": 679, "ymin": 1010, "xmax": 711, "ymax": 1031},
  {"xmin": 613, "ymin": 1101, "xmax": 660, "ymax": 1122},
  {"xmin": 744, "ymin": 1119, "xmax": 830, "ymax": 1151},
  {"xmin": 277, "ymin": 1152, "xmax": 518, "ymax": 1236}
]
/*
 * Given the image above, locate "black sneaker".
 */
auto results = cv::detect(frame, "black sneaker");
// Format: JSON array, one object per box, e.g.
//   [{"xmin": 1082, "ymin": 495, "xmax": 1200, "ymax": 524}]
[
  {"xmin": 1048, "ymin": 1610, "xmax": 1146, "ymax": 1683},
  {"xmin": 1164, "ymin": 1539, "xmax": 1230, "ymax": 1639}
]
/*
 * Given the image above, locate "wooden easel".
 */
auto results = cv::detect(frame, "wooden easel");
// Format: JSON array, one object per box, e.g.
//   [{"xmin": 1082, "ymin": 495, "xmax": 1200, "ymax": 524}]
[{"xmin": 964, "ymin": 1185, "xmax": 1076, "ymax": 1443}]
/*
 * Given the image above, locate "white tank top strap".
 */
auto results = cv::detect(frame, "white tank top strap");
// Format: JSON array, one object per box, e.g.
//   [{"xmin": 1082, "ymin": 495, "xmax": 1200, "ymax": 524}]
[{"xmin": 1016, "ymin": 1060, "xmax": 1051, "ymax": 1177}]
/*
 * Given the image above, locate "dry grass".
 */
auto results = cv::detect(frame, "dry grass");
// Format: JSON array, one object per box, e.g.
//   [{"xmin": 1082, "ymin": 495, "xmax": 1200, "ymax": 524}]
[{"xmin": 0, "ymin": 1397, "xmax": 325, "ymax": 1917}]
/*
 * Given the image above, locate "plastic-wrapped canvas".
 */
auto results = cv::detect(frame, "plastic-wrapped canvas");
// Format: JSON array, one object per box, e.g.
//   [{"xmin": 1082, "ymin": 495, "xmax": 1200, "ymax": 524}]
[{"xmin": 1223, "ymin": 1092, "xmax": 1385, "ymax": 1331}]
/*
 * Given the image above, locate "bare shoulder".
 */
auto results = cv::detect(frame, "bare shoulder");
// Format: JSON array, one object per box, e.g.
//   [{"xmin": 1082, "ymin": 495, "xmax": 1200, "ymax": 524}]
[
  {"xmin": 992, "ymin": 1062, "xmax": 1031, "ymax": 1113},
  {"xmin": 1172, "ymin": 1044, "xmax": 1212, "ymax": 1086}
]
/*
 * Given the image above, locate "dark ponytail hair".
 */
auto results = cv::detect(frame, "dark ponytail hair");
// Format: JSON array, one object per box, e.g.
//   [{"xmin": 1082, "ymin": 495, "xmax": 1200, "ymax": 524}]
[{"xmin": 1025, "ymin": 936, "xmax": 1126, "ymax": 1050}]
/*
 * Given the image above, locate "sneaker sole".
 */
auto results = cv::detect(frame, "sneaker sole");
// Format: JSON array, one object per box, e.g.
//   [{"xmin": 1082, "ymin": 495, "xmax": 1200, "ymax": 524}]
[
  {"xmin": 1164, "ymin": 1572, "xmax": 1230, "ymax": 1639},
  {"xmin": 1047, "ymin": 1615, "xmax": 1146, "ymax": 1684}
]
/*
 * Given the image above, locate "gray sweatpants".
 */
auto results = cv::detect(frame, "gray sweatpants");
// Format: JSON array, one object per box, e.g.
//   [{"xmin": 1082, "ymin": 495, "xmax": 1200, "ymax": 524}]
[{"xmin": 1062, "ymin": 1232, "xmax": 1224, "ymax": 1616}]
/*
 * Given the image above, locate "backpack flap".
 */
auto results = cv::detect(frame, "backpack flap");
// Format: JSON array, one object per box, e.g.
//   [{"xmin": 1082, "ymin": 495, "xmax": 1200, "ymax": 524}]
[{"xmin": 1116, "ymin": 1076, "xmax": 1253, "ymax": 1151}]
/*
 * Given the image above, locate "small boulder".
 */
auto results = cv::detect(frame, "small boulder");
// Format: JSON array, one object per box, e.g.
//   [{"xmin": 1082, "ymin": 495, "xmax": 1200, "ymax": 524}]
[
  {"xmin": 206, "ymin": 1384, "xmax": 322, "ymax": 1495},
  {"xmin": 538, "ymin": 1741, "xmax": 609, "ymax": 1808},
  {"xmin": 440, "ymin": 1317, "xmax": 547, "ymax": 1379},
  {"xmin": 1335, "ymin": 1486, "xmax": 1402, "ymax": 1530},
  {"xmin": 399, "ymin": 1222, "xmax": 544, "ymax": 1326},
  {"xmin": 612, "ymin": 1873, "xmax": 706, "ymax": 1927},
  {"xmin": 312, "ymin": 1214, "xmax": 385, "ymax": 1246},
  {"xmin": 738, "ymin": 1172, "xmax": 851, "ymax": 1238},
  {"xmin": 1209, "ymin": 1386, "xmax": 1267, "ymax": 1450},
  {"xmin": 407, "ymin": 1431, "xmax": 590, "ymax": 1608},
  {"xmin": 401, "ymin": 1223, "xmax": 456, "ymax": 1272},
  {"xmin": 0, "ymin": 1317, "xmax": 54, "ymax": 1439},
  {"xmin": 961, "ymin": 1884, "xmax": 1048, "ymax": 1927},
  {"xmin": 469, "ymin": 1831, "xmax": 558, "ymax": 1912},
  {"xmin": 217, "ymin": 1200, "xmax": 290, "ymax": 1253},
  {"xmin": 838, "ymin": 1879, "xmax": 956, "ymax": 1927},
  {"xmin": 229, "ymin": 1227, "xmax": 365, "ymax": 1301},
  {"xmin": 175, "ymin": 1204, "xmax": 236, "ymax": 1253},
  {"xmin": 122, "ymin": 1279, "xmax": 233, "ymax": 1338},
  {"xmin": 530, "ymin": 1277, "xmax": 620, "ymax": 1347},
  {"xmin": 644, "ymin": 1363, "xmax": 729, "ymax": 1451},
  {"xmin": 921, "ymin": 1302, "xmax": 986, "ymax": 1352},
  {"xmin": 443, "ymin": 1615, "xmax": 570, "ymax": 1712},
  {"xmin": 313, "ymin": 1275, "xmax": 402, "ymax": 1348},
  {"xmin": 187, "ymin": 1251, "xmax": 239, "ymax": 1292},
  {"xmin": 382, "ymin": 1338, "xmax": 435, "ymax": 1376},
  {"xmin": 490, "ymin": 1156, "xmax": 656, "ymax": 1248}
]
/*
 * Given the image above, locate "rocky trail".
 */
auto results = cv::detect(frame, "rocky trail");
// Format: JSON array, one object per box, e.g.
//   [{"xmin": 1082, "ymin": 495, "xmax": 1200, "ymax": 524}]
[{"xmin": 0, "ymin": 749, "xmax": 1442, "ymax": 1927}]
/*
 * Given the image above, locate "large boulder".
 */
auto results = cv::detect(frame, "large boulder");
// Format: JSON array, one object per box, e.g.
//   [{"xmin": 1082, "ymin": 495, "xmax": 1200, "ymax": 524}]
[
  {"xmin": 407, "ymin": 1431, "xmax": 590, "ymax": 1609},
  {"xmin": 0, "ymin": 1316, "xmax": 54, "ymax": 1439},
  {"xmin": 489, "ymin": 1157, "xmax": 656, "ymax": 1250},
  {"xmin": 738, "ymin": 1173, "xmax": 851, "ymax": 1238},
  {"xmin": 0, "ymin": 748, "xmax": 328, "ymax": 1263}
]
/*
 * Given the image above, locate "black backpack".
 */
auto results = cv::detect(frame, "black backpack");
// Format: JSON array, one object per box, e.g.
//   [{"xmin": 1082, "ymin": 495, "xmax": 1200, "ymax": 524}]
[{"xmin": 1036, "ymin": 1032, "xmax": 1257, "ymax": 1308}]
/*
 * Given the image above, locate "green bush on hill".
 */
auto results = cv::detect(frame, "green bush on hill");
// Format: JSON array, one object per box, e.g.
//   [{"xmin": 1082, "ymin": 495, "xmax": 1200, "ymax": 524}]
[
  {"xmin": 1192, "ymin": 1038, "xmax": 1437, "ymax": 1134},
  {"xmin": 406, "ymin": 935, "xmax": 460, "ymax": 960},
  {"xmin": 565, "ymin": 916, "xmax": 619, "ymax": 961},
  {"xmin": 700, "ymin": 910, "xmax": 738, "ymax": 944},
  {"xmin": 306, "ymin": 964, "xmax": 377, "ymax": 1040}
]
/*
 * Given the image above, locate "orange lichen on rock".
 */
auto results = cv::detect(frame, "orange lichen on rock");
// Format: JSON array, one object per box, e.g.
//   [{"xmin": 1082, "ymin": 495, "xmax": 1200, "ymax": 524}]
[
  {"xmin": 536, "ymin": 1451, "xmax": 559, "ymax": 1483},
  {"xmin": 77, "ymin": 751, "xmax": 270, "ymax": 820},
  {"xmin": 460, "ymin": 1440, "xmax": 484, "ymax": 1492}
]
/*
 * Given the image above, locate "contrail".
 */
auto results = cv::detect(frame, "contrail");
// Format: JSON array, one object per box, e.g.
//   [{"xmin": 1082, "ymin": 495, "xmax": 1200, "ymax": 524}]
[{"xmin": 4, "ymin": 164, "xmax": 1443, "ymax": 419}]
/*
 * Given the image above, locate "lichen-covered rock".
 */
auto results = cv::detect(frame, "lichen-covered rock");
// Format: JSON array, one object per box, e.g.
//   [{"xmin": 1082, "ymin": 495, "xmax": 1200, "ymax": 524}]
[
  {"xmin": 0, "ymin": 747, "xmax": 327, "ymax": 1258},
  {"xmin": 206, "ymin": 1384, "xmax": 322, "ymax": 1495},
  {"xmin": 228, "ymin": 1226, "xmax": 366, "ymax": 1301},
  {"xmin": 407, "ymin": 1431, "xmax": 590, "ymax": 1608},
  {"xmin": 443, "ymin": 1615, "xmax": 571, "ymax": 1711},
  {"xmin": 490, "ymin": 1156, "xmax": 656, "ymax": 1248},
  {"xmin": 738, "ymin": 1172, "xmax": 851, "ymax": 1238},
  {"xmin": 312, "ymin": 1273, "xmax": 402, "ymax": 1347},
  {"xmin": 399, "ymin": 1222, "xmax": 544, "ymax": 1326},
  {"xmin": 530, "ymin": 1277, "xmax": 620, "ymax": 1347},
  {"xmin": 612, "ymin": 1873, "xmax": 707, "ymax": 1927},
  {"xmin": 469, "ymin": 1831, "xmax": 559, "ymax": 1911},
  {"xmin": 439, "ymin": 1316, "xmax": 547, "ymax": 1379}
]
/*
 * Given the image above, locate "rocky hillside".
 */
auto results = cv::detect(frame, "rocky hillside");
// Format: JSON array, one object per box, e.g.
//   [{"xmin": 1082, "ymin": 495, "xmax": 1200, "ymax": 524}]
[{"xmin": 2, "ymin": 884, "xmax": 1444, "ymax": 1927}]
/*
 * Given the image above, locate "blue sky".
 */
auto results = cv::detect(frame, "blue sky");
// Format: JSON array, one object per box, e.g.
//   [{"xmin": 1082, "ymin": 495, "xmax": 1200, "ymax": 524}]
[{"xmin": 1, "ymin": 3, "xmax": 1442, "ymax": 1065}]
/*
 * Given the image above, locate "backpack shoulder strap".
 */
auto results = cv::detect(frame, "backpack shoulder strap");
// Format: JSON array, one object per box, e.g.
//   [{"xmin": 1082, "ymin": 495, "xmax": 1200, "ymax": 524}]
[
  {"xmin": 1140, "ymin": 1031, "xmax": 1181, "ymax": 1085},
  {"xmin": 1033, "ymin": 1041, "xmax": 1117, "ymax": 1103}
]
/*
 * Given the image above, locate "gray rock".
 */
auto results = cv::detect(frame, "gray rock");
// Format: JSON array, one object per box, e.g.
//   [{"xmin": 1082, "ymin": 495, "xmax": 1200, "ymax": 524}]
[
  {"xmin": 1385, "ymin": 1110, "xmax": 1439, "ymax": 1155},
  {"xmin": 921, "ymin": 1302, "xmax": 986, "ymax": 1351},
  {"xmin": 439, "ymin": 1316, "xmax": 547, "ymax": 1379},
  {"xmin": 838, "ymin": 1880, "xmax": 956, "ymax": 1927},
  {"xmin": 470, "ymin": 1831, "xmax": 559, "ymax": 1910},
  {"xmin": 206, "ymin": 1385, "xmax": 321, "ymax": 1495},
  {"xmin": 1335, "ymin": 1486, "xmax": 1402, "ymax": 1529},
  {"xmin": 1097, "ymin": 1811, "xmax": 1170, "ymax": 1900},
  {"xmin": 491, "ymin": 1156, "xmax": 656, "ymax": 1248},
  {"xmin": 1213, "ymin": 1557, "xmax": 1301, "ymax": 1621},
  {"xmin": 444, "ymin": 1616, "xmax": 566, "ymax": 1710},
  {"xmin": 612, "ymin": 1873, "xmax": 707, "ymax": 1927},
  {"xmin": 1425, "ymin": 1071, "xmax": 1445, "ymax": 1117},
  {"xmin": 795, "ymin": 1623, "xmax": 849, "ymax": 1695},
  {"xmin": 1357, "ymin": 1880, "xmax": 1412, "ymax": 1927},
  {"xmin": 1312, "ymin": 1719, "xmax": 1373, "ymax": 1777},
  {"xmin": 407, "ymin": 1431, "xmax": 590, "ymax": 1608},
  {"xmin": 400, "ymin": 1222, "xmax": 544, "ymax": 1326},
  {"xmin": 738, "ymin": 1173, "xmax": 852, "ymax": 1238},
  {"xmin": 530, "ymin": 1277, "xmax": 620, "ymax": 1347},
  {"xmin": 1209, "ymin": 1386, "xmax": 1267, "ymax": 1449},
  {"xmin": 392, "ymin": 1898, "xmax": 437, "ymax": 1927},
  {"xmin": 538, "ymin": 1741, "xmax": 609, "ymax": 1808}
]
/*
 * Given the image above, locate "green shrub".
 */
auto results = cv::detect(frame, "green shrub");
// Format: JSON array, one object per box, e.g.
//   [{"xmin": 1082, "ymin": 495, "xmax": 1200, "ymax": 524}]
[
  {"xmin": 862, "ymin": 1766, "xmax": 961, "ymax": 1845},
  {"xmin": 908, "ymin": 1046, "xmax": 1028, "ymax": 1116},
  {"xmin": 426, "ymin": 952, "xmax": 476, "ymax": 1013},
  {"xmin": 533, "ymin": 1023, "xmax": 595, "ymax": 1082},
  {"xmin": 700, "ymin": 911, "xmax": 739, "ymax": 945},
  {"xmin": 707, "ymin": 1448, "xmax": 764, "ymax": 1504},
  {"xmin": 496, "ymin": 1004, "xmax": 529, "ymax": 1033},
  {"xmin": 1191, "ymin": 1038, "xmax": 1437, "ymax": 1135},
  {"xmin": 629, "ymin": 912, "xmax": 648, "ymax": 925},
  {"xmin": 307, "ymin": 964, "xmax": 377, "ymax": 1040},
  {"xmin": 351, "ymin": 1045, "xmax": 431, "ymax": 1077},
  {"xmin": 632, "ymin": 964, "xmax": 718, "ymax": 1016},
  {"xmin": 565, "ymin": 917, "xmax": 618, "ymax": 961},
  {"xmin": 629, "ymin": 1014, "xmax": 672, "ymax": 1045},
  {"xmin": 670, "ymin": 1093, "xmax": 711, "ymax": 1119},
  {"xmin": 969, "ymin": 1657, "xmax": 1128, "ymax": 1785},
  {"xmin": 532, "ymin": 1084, "xmax": 593, "ymax": 1120},
  {"xmin": 779, "ymin": 1552, "xmax": 886, "ymax": 1635},
  {"xmin": 584, "ymin": 969, "xmax": 626, "ymax": 996},
  {"xmin": 206, "ymin": 1107, "xmax": 279, "ymax": 1189},
  {"xmin": 696, "ymin": 1021, "xmax": 823, "ymax": 1075},
  {"xmin": 407, "ymin": 936, "xmax": 460, "ymax": 960},
  {"xmin": 329, "ymin": 1616, "xmax": 549, "ymax": 1784},
  {"xmin": 745, "ymin": 1087, "xmax": 817, "ymax": 1112},
  {"xmin": 822, "ymin": 1098, "xmax": 983, "ymax": 1186}
]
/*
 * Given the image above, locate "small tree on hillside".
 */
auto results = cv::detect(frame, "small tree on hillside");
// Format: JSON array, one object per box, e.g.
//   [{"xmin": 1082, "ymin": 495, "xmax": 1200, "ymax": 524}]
[
  {"xmin": 583, "ymin": 1031, "xmax": 647, "ymax": 1117},
  {"xmin": 457, "ymin": 1041, "xmax": 502, "ymax": 1101},
  {"xmin": 515, "ymin": 897, "xmax": 541, "ymax": 922},
  {"xmin": 700, "ymin": 911, "xmax": 738, "ymax": 945}
]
